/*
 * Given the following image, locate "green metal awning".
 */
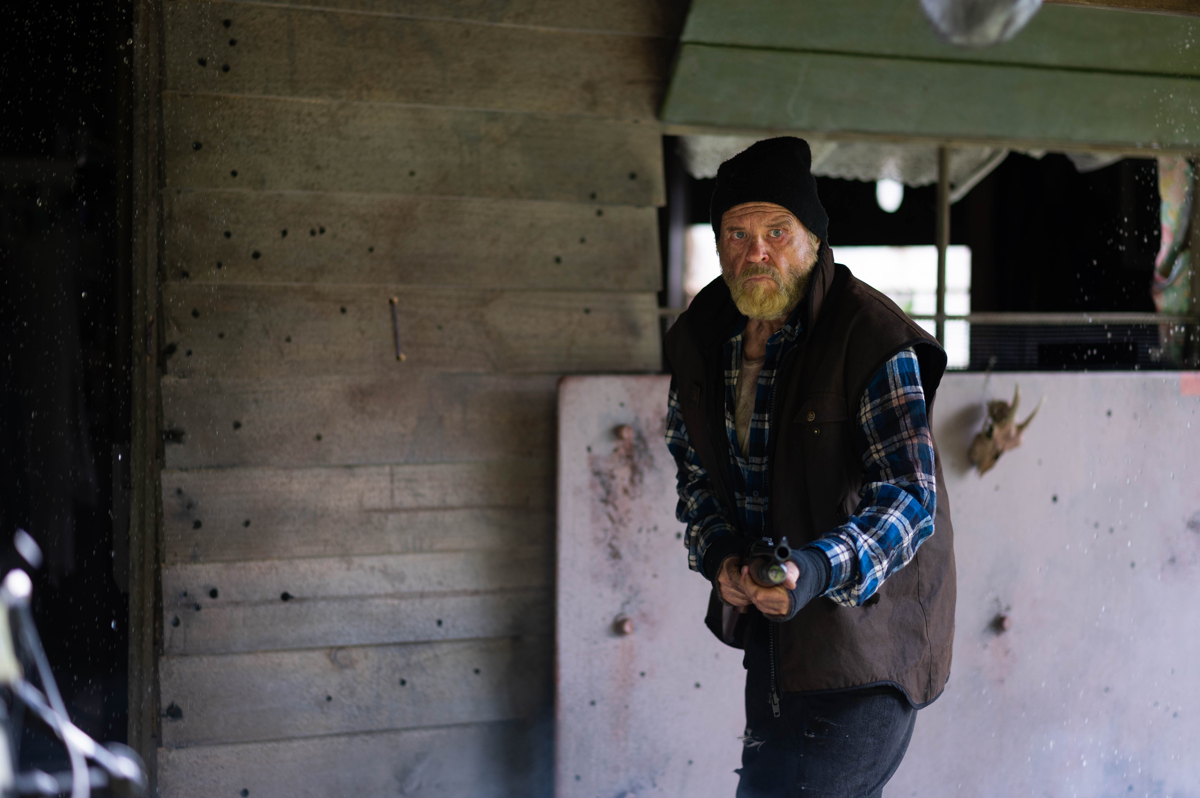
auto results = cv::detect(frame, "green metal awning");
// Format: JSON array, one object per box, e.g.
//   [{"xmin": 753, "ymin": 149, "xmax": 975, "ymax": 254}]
[{"xmin": 661, "ymin": 0, "xmax": 1200, "ymax": 152}]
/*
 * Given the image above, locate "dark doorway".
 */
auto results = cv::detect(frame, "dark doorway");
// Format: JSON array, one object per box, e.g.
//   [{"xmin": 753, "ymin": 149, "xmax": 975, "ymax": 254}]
[{"xmin": 1, "ymin": 0, "xmax": 133, "ymax": 769}]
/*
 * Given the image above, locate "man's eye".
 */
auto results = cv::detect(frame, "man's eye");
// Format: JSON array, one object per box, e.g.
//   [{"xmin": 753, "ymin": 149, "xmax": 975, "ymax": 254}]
[
  {"xmin": 769, "ymin": 229, "xmax": 783, "ymax": 237},
  {"xmin": 732, "ymin": 231, "xmax": 746, "ymax": 239}
]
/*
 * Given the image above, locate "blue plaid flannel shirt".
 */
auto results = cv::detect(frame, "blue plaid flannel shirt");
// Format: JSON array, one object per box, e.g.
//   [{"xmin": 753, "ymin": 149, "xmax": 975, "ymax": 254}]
[{"xmin": 664, "ymin": 315, "xmax": 937, "ymax": 607}]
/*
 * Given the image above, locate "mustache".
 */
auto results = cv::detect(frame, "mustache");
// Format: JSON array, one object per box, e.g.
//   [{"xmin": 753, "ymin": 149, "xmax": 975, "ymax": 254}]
[{"xmin": 732, "ymin": 264, "xmax": 783, "ymax": 290}]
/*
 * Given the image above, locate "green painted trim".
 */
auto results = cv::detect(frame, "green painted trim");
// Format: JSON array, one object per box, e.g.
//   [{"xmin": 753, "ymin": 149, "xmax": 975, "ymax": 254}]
[
  {"xmin": 661, "ymin": 44, "xmax": 1200, "ymax": 149},
  {"xmin": 681, "ymin": 0, "xmax": 1199, "ymax": 78}
]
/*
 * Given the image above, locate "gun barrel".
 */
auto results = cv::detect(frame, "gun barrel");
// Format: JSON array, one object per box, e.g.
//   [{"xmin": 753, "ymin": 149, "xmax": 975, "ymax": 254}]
[{"xmin": 749, "ymin": 558, "xmax": 787, "ymax": 586}]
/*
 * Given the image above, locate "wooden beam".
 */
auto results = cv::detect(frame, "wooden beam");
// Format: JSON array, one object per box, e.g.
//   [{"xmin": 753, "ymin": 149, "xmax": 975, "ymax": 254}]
[
  {"xmin": 165, "ymin": 1, "xmax": 669, "ymax": 120},
  {"xmin": 159, "ymin": 636, "xmax": 551, "ymax": 746},
  {"xmin": 157, "ymin": 721, "xmax": 550, "ymax": 798},
  {"xmin": 160, "ymin": 374, "xmax": 558, "ymax": 469},
  {"xmin": 163, "ymin": 547, "xmax": 550, "ymax": 606},
  {"xmin": 129, "ymin": 0, "xmax": 165, "ymax": 781},
  {"xmin": 164, "ymin": 190, "xmax": 661, "ymax": 291},
  {"xmin": 161, "ymin": 284, "xmax": 660, "ymax": 378},
  {"xmin": 163, "ymin": 93, "xmax": 666, "ymax": 205},
  {"xmin": 164, "ymin": 588, "xmax": 552, "ymax": 655},
  {"xmin": 194, "ymin": 0, "xmax": 690, "ymax": 37},
  {"xmin": 662, "ymin": 44, "xmax": 1200, "ymax": 151},
  {"xmin": 163, "ymin": 461, "xmax": 553, "ymax": 564}
]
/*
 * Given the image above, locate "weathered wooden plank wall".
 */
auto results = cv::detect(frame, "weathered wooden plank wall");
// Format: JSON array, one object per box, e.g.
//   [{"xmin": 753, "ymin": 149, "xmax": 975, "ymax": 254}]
[{"xmin": 155, "ymin": 0, "xmax": 680, "ymax": 793}]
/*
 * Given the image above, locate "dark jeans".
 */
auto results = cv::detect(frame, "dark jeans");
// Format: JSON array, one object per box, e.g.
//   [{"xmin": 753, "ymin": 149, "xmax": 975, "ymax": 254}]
[{"xmin": 736, "ymin": 629, "xmax": 917, "ymax": 798}]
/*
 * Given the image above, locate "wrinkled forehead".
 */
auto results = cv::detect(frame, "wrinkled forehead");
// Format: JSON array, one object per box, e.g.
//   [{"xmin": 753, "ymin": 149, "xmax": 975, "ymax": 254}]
[{"xmin": 719, "ymin": 202, "xmax": 801, "ymax": 233}]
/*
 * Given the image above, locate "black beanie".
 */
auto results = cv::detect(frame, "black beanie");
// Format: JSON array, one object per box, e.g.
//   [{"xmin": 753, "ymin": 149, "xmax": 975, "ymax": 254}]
[{"xmin": 709, "ymin": 137, "xmax": 829, "ymax": 243}]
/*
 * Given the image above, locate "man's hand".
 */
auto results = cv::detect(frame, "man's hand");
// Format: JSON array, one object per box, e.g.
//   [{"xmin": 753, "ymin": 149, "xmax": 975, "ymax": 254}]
[
  {"xmin": 739, "ymin": 559, "xmax": 800, "ymax": 618},
  {"xmin": 716, "ymin": 556, "xmax": 754, "ymax": 612}
]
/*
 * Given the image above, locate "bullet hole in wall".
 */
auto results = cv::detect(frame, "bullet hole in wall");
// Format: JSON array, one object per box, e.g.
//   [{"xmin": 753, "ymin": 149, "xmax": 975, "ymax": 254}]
[
  {"xmin": 197, "ymin": 58, "xmax": 207, "ymax": 67},
  {"xmin": 314, "ymin": 433, "xmax": 322, "ymax": 441},
  {"xmin": 310, "ymin": 229, "xmax": 316, "ymax": 236},
  {"xmin": 224, "ymin": 230, "xmax": 232, "ymax": 238},
  {"xmin": 280, "ymin": 592, "xmax": 292, "ymax": 602},
  {"xmin": 229, "ymin": 38, "xmax": 237, "ymax": 46},
  {"xmin": 251, "ymin": 250, "xmax": 261, "ymax": 259},
  {"xmin": 218, "ymin": 332, "xmax": 225, "ymax": 339},
  {"xmin": 186, "ymin": 350, "xmax": 192, "ymax": 357},
  {"xmin": 193, "ymin": 520, "xmax": 202, "ymax": 530},
  {"xmin": 192, "ymin": 142, "xmax": 202, "ymax": 151},
  {"xmin": 368, "ymin": 246, "xmax": 373, "ymax": 253},
  {"xmin": 180, "ymin": 270, "xmax": 190, "ymax": 279},
  {"xmin": 164, "ymin": 703, "xmax": 183, "ymax": 720},
  {"xmin": 554, "ymin": 256, "xmax": 562, "ymax": 264},
  {"xmin": 284, "ymin": 336, "xmax": 291, "ymax": 343},
  {"xmin": 232, "ymin": 420, "xmax": 242, "ymax": 430},
  {"xmin": 241, "ymin": 791, "xmax": 249, "ymax": 798},
  {"xmin": 230, "ymin": 170, "xmax": 237, "ymax": 178},
  {"xmin": 340, "ymin": 307, "xmax": 347, "ymax": 314},
  {"xmin": 436, "ymin": 619, "xmax": 443, "ymax": 627},
  {"xmin": 243, "ymin": 519, "xmax": 251, "ymax": 527},
  {"xmin": 191, "ymin": 308, "xmax": 200, "ymax": 318},
  {"xmin": 209, "ymin": 588, "xmax": 218, "ymax": 599},
  {"xmin": 399, "ymin": 679, "xmax": 407, "ymax": 686},
  {"xmin": 216, "ymin": 261, "xmax": 223, "ymax": 269},
  {"xmin": 194, "ymin": 603, "xmax": 201, "ymax": 612},
  {"xmin": 281, "ymin": 229, "xmax": 287, "ymax": 238},
  {"xmin": 222, "ymin": 64, "xmax": 230, "ymax": 72},
  {"xmin": 629, "ymin": 172, "xmax": 637, "ymax": 180},
  {"xmin": 319, "ymin": 227, "xmax": 325, "ymax": 235},
  {"xmin": 223, "ymin": 18, "xmax": 232, "ymax": 27},
  {"xmin": 171, "ymin": 617, "xmax": 180, "ymax": 627}
]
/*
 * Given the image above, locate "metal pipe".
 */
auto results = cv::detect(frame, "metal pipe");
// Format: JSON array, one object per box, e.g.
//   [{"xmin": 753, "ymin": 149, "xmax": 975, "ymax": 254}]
[
  {"xmin": 936, "ymin": 146, "xmax": 950, "ymax": 346},
  {"xmin": 911, "ymin": 312, "xmax": 1196, "ymax": 325}
]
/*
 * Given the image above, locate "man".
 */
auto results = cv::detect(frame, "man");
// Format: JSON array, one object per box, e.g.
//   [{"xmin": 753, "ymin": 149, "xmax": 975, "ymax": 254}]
[{"xmin": 664, "ymin": 137, "xmax": 956, "ymax": 798}]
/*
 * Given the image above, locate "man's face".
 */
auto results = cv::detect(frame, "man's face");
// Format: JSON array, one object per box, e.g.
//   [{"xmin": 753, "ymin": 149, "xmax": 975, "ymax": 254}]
[{"xmin": 718, "ymin": 202, "xmax": 820, "ymax": 321}]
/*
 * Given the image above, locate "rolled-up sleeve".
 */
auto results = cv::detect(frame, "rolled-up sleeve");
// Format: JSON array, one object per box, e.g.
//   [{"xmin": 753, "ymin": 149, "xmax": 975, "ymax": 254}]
[{"xmin": 808, "ymin": 349, "xmax": 937, "ymax": 606}]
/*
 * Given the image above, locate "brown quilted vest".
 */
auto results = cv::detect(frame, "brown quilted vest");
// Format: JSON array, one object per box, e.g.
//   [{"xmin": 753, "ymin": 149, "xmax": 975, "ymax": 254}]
[{"xmin": 663, "ymin": 246, "xmax": 956, "ymax": 707}]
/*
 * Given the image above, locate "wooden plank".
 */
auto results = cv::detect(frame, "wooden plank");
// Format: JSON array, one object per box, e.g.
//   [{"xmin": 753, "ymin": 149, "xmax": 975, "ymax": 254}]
[
  {"xmin": 164, "ymin": 588, "xmax": 552, "ymax": 655},
  {"xmin": 662, "ymin": 44, "xmax": 1200, "ymax": 150},
  {"xmin": 160, "ymin": 374, "xmax": 557, "ymax": 469},
  {"xmin": 162, "ymin": 547, "xmax": 549, "ymax": 606},
  {"xmin": 159, "ymin": 636, "xmax": 550, "ymax": 746},
  {"xmin": 163, "ymin": 189, "xmax": 661, "ymax": 290},
  {"xmin": 164, "ymin": 2, "xmax": 668, "ymax": 120},
  {"xmin": 163, "ymin": 93, "xmax": 665, "ymax": 205},
  {"xmin": 162, "ymin": 284, "xmax": 661, "ymax": 377},
  {"xmin": 163, "ymin": 462, "xmax": 552, "ymax": 564},
  {"xmin": 219, "ymin": 0, "xmax": 689, "ymax": 36},
  {"xmin": 162, "ymin": 460, "xmax": 549, "ymax": 554},
  {"xmin": 682, "ymin": 0, "xmax": 1199, "ymax": 77},
  {"xmin": 157, "ymin": 720, "xmax": 549, "ymax": 798}
]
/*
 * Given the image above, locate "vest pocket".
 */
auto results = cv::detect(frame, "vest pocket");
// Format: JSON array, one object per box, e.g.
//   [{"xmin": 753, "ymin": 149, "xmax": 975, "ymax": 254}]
[{"xmin": 793, "ymin": 393, "xmax": 848, "ymax": 435}]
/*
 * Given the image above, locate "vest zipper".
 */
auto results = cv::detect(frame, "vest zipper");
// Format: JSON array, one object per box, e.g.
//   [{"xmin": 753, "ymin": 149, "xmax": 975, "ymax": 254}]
[
  {"xmin": 768, "ymin": 622, "xmax": 781, "ymax": 718},
  {"xmin": 763, "ymin": 335, "xmax": 801, "ymax": 722}
]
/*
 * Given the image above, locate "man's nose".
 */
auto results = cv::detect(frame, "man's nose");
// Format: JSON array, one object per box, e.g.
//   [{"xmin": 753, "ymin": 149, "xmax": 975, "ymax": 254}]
[{"xmin": 747, "ymin": 236, "xmax": 770, "ymax": 262}]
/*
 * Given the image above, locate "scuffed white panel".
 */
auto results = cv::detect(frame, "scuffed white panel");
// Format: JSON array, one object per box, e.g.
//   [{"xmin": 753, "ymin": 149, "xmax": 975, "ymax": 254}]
[
  {"xmin": 556, "ymin": 371, "xmax": 1200, "ymax": 797},
  {"xmin": 556, "ymin": 375, "xmax": 743, "ymax": 798},
  {"xmin": 891, "ymin": 371, "xmax": 1200, "ymax": 796}
]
